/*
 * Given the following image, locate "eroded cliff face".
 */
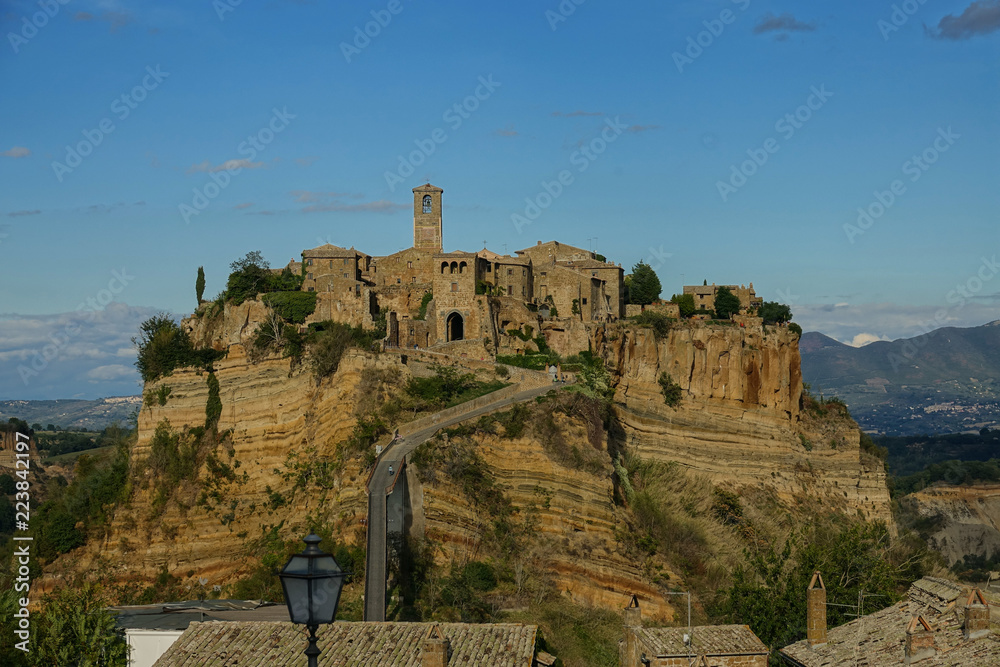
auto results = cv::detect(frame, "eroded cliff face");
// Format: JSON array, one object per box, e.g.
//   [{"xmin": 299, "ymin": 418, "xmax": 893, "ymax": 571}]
[
  {"xmin": 409, "ymin": 412, "xmax": 680, "ymax": 621},
  {"xmin": 602, "ymin": 322, "xmax": 891, "ymax": 523},
  {"xmin": 42, "ymin": 344, "xmax": 385, "ymax": 589},
  {"xmin": 900, "ymin": 485, "xmax": 1000, "ymax": 566}
]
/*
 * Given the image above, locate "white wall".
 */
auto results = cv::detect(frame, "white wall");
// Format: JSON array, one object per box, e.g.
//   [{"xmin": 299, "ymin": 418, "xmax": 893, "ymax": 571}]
[{"xmin": 125, "ymin": 629, "xmax": 184, "ymax": 667}]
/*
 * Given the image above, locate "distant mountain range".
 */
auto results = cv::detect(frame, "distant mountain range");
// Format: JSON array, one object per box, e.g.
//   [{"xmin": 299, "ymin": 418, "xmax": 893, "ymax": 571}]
[
  {"xmin": 0, "ymin": 396, "xmax": 141, "ymax": 431},
  {"xmin": 800, "ymin": 320, "xmax": 1000, "ymax": 435}
]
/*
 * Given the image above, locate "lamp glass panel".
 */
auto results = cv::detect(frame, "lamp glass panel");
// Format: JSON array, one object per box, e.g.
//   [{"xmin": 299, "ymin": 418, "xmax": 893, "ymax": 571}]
[{"xmin": 281, "ymin": 576, "xmax": 312, "ymax": 624}]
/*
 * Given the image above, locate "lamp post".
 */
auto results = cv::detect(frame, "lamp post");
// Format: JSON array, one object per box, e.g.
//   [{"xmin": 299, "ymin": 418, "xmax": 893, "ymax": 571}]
[{"xmin": 279, "ymin": 533, "xmax": 348, "ymax": 667}]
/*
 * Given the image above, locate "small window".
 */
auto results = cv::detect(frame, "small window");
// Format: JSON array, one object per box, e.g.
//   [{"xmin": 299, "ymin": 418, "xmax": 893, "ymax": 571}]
[
  {"xmin": 423, "ymin": 194, "xmax": 432, "ymax": 213},
  {"xmin": 507, "ymin": 269, "xmax": 513, "ymax": 276},
  {"xmin": 307, "ymin": 287, "xmax": 314, "ymax": 292},
  {"xmin": 507, "ymin": 286, "xmax": 512, "ymax": 295},
  {"xmin": 307, "ymin": 273, "xmax": 313, "ymax": 279},
  {"xmin": 541, "ymin": 271, "xmax": 546, "ymax": 276},
  {"xmin": 582, "ymin": 298, "xmax": 588, "ymax": 305},
  {"xmin": 486, "ymin": 265, "xmax": 492, "ymax": 273},
  {"xmin": 451, "ymin": 282, "xmax": 458, "ymax": 292},
  {"xmin": 409, "ymin": 328, "xmax": 414, "ymax": 335},
  {"xmin": 307, "ymin": 259, "xmax": 313, "ymax": 266},
  {"xmin": 397, "ymin": 278, "xmax": 401, "ymax": 284},
  {"xmin": 344, "ymin": 258, "xmax": 349, "ymax": 266},
  {"xmin": 407, "ymin": 261, "xmax": 413, "ymax": 268},
  {"xmin": 343, "ymin": 273, "xmax": 348, "ymax": 279},
  {"xmin": 411, "ymin": 276, "xmax": 416, "ymax": 283},
  {"xmin": 522, "ymin": 286, "xmax": 526, "ymax": 296},
  {"xmin": 522, "ymin": 269, "xmax": 526, "ymax": 276},
  {"xmin": 329, "ymin": 260, "xmax": 334, "ymax": 268}
]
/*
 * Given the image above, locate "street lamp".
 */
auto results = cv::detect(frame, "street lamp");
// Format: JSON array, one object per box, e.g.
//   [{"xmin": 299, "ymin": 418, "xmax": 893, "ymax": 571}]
[{"xmin": 279, "ymin": 533, "xmax": 348, "ymax": 667}]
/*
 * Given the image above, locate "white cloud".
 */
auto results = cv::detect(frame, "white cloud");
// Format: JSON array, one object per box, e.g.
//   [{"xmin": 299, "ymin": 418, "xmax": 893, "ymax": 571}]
[
  {"xmin": 187, "ymin": 158, "xmax": 264, "ymax": 174},
  {"xmin": 848, "ymin": 333, "xmax": 889, "ymax": 347},
  {"xmin": 794, "ymin": 300, "xmax": 1000, "ymax": 343},
  {"xmin": 2, "ymin": 147, "xmax": 30, "ymax": 158},
  {"xmin": 0, "ymin": 303, "xmax": 159, "ymax": 400},
  {"xmin": 86, "ymin": 364, "xmax": 135, "ymax": 381}
]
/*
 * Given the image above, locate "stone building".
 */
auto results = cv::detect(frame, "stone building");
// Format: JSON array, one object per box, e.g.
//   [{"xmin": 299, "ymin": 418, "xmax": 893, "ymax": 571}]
[
  {"xmin": 683, "ymin": 283, "xmax": 762, "ymax": 315},
  {"xmin": 620, "ymin": 597, "xmax": 768, "ymax": 667},
  {"xmin": 296, "ymin": 183, "xmax": 626, "ymax": 350}
]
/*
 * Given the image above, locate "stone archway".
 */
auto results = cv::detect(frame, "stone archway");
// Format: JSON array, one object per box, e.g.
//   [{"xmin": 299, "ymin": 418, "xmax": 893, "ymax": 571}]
[{"xmin": 446, "ymin": 312, "xmax": 464, "ymax": 342}]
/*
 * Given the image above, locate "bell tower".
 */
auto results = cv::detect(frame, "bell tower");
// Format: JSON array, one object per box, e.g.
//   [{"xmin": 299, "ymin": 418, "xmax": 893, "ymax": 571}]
[{"xmin": 413, "ymin": 183, "xmax": 443, "ymax": 252}]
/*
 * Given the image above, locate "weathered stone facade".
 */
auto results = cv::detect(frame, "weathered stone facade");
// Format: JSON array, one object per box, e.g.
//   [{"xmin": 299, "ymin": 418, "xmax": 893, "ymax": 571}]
[
  {"xmin": 295, "ymin": 184, "xmax": 628, "ymax": 351},
  {"xmin": 683, "ymin": 283, "xmax": 763, "ymax": 314}
]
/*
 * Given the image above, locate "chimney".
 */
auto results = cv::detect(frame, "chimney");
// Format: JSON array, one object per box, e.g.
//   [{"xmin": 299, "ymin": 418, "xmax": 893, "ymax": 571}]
[
  {"xmin": 806, "ymin": 571, "xmax": 827, "ymax": 647},
  {"xmin": 622, "ymin": 595, "xmax": 642, "ymax": 667},
  {"xmin": 904, "ymin": 616, "xmax": 936, "ymax": 664},
  {"xmin": 422, "ymin": 624, "xmax": 450, "ymax": 667},
  {"xmin": 964, "ymin": 588, "xmax": 990, "ymax": 641}
]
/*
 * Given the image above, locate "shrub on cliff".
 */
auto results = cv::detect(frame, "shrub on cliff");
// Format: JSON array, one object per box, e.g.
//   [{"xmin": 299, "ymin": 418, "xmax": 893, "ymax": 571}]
[
  {"xmin": 759, "ymin": 300, "xmax": 792, "ymax": 325},
  {"xmin": 262, "ymin": 291, "xmax": 317, "ymax": 323},
  {"xmin": 658, "ymin": 372, "xmax": 683, "ymax": 406},
  {"xmin": 133, "ymin": 314, "xmax": 223, "ymax": 383}
]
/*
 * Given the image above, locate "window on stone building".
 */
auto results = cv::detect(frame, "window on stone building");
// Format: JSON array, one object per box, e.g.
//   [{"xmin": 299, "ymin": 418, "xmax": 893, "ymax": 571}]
[
  {"xmin": 522, "ymin": 269, "xmax": 526, "ymax": 276},
  {"xmin": 507, "ymin": 286, "xmax": 512, "ymax": 295},
  {"xmin": 507, "ymin": 269, "xmax": 513, "ymax": 276},
  {"xmin": 344, "ymin": 258, "xmax": 349, "ymax": 266},
  {"xmin": 541, "ymin": 271, "xmax": 546, "ymax": 276},
  {"xmin": 451, "ymin": 282, "xmax": 458, "ymax": 292},
  {"xmin": 423, "ymin": 195, "xmax": 432, "ymax": 213},
  {"xmin": 308, "ymin": 273, "xmax": 313, "ymax": 279},
  {"xmin": 582, "ymin": 298, "xmax": 588, "ymax": 305},
  {"xmin": 397, "ymin": 278, "xmax": 401, "ymax": 284},
  {"xmin": 522, "ymin": 286, "xmax": 525, "ymax": 296},
  {"xmin": 411, "ymin": 277, "xmax": 416, "ymax": 283},
  {"xmin": 307, "ymin": 259, "xmax": 313, "ymax": 266},
  {"xmin": 308, "ymin": 287, "xmax": 314, "ymax": 292},
  {"xmin": 486, "ymin": 264, "xmax": 492, "ymax": 273},
  {"xmin": 407, "ymin": 261, "xmax": 412, "ymax": 268},
  {"xmin": 329, "ymin": 260, "xmax": 334, "ymax": 268}
]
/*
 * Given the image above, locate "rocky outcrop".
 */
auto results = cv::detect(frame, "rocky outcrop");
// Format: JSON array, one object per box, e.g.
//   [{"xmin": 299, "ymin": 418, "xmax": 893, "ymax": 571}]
[
  {"xmin": 900, "ymin": 484, "xmax": 1000, "ymax": 566},
  {"xmin": 410, "ymin": 419, "xmax": 679, "ymax": 622},
  {"xmin": 602, "ymin": 321, "xmax": 891, "ymax": 523}
]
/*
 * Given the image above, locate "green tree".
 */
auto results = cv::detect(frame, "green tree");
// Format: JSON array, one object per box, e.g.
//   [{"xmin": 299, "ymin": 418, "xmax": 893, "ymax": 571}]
[
  {"xmin": 713, "ymin": 286, "xmax": 741, "ymax": 320},
  {"xmin": 132, "ymin": 314, "xmax": 194, "ymax": 383},
  {"xmin": 627, "ymin": 261, "xmax": 662, "ymax": 305},
  {"xmin": 226, "ymin": 250, "xmax": 271, "ymax": 304},
  {"xmin": 32, "ymin": 583, "xmax": 129, "ymax": 667},
  {"xmin": 196, "ymin": 266, "xmax": 206, "ymax": 304},
  {"xmin": 759, "ymin": 301, "xmax": 792, "ymax": 324},
  {"xmin": 670, "ymin": 293, "xmax": 695, "ymax": 318}
]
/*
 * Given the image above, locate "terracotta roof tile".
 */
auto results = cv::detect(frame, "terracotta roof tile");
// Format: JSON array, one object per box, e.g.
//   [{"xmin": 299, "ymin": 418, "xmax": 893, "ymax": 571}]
[
  {"xmin": 153, "ymin": 620, "xmax": 536, "ymax": 666},
  {"xmin": 637, "ymin": 624, "xmax": 768, "ymax": 657}
]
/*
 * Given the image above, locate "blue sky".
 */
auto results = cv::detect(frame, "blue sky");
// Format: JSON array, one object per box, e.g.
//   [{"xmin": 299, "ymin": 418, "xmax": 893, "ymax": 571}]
[{"xmin": 1, "ymin": 0, "xmax": 998, "ymax": 399}]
